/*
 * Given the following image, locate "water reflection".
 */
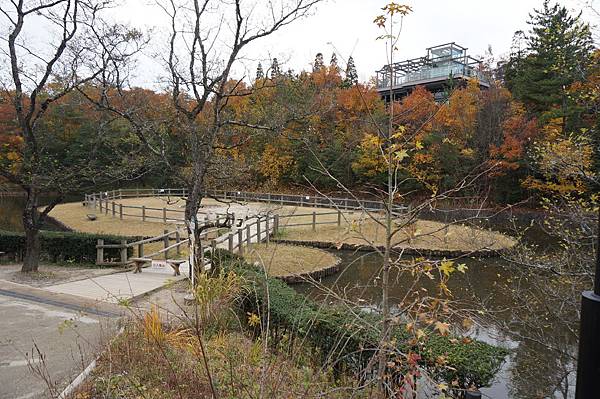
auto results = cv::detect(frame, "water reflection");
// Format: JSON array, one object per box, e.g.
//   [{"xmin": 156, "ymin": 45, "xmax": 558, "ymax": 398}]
[{"xmin": 295, "ymin": 250, "xmax": 577, "ymax": 399}]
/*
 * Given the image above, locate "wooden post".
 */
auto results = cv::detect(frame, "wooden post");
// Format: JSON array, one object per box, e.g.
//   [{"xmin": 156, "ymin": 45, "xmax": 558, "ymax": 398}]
[
  {"xmin": 312, "ymin": 211, "xmax": 316, "ymax": 231},
  {"xmin": 163, "ymin": 229, "xmax": 169, "ymax": 260},
  {"xmin": 119, "ymin": 204, "xmax": 123, "ymax": 220},
  {"xmin": 246, "ymin": 225, "xmax": 251, "ymax": 246},
  {"xmin": 138, "ymin": 243, "xmax": 144, "ymax": 258},
  {"xmin": 175, "ymin": 230, "xmax": 181, "ymax": 255},
  {"xmin": 99, "ymin": 199, "xmax": 103, "ymax": 213},
  {"xmin": 120, "ymin": 240, "xmax": 128, "ymax": 264},
  {"xmin": 105, "ymin": 199, "xmax": 109, "ymax": 214},
  {"xmin": 274, "ymin": 214, "xmax": 279, "ymax": 236},
  {"xmin": 163, "ymin": 208, "xmax": 167, "ymax": 224},
  {"xmin": 96, "ymin": 239, "xmax": 104, "ymax": 265},
  {"xmin": 257, "ymin": 218, "xmax": 261, "ymax": 243},
  {"xmin": 265, "ymin": 217, "xmax": 270, "ymax": 245},
  {"xmin": 142, "ymin": 205, "xmax": 146, "ymax": 222},
  {"xmin": 238, "ymin": 229, "xmax": 244, "ymax": 254},
  {"xmin": 337, "ymin": 210, "xmax": 342, "ymax": 227},
  {"xmin": 112, "ymin": 201, "xmax": 116, "ymax": 217},
  {"xmin": 211, "ymin": 239, "xmax": 217, "ymax": 255},
  {"xmin": 228, "ymin": 233, "xmax": 234, "ymax": 252}
]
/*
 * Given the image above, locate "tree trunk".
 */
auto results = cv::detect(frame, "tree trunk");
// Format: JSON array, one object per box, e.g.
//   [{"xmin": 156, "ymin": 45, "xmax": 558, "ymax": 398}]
[{"xmin": 21, "ymin": 192, "xmax": 41, "ymax": 273}]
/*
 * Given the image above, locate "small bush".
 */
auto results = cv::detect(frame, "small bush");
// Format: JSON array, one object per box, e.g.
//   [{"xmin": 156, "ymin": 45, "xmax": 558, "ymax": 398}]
[{"xmin": 0, "ymin": 230, "xmax": 137, "ymax": 264}]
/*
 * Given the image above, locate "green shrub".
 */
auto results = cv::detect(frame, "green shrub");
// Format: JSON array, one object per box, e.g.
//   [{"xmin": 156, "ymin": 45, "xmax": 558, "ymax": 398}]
[
  {"xmin": 209, "ymin": 249, "xmax": 508, "ymax": 390},
  {"xmin": 0, "ymin": 230, "xmax": 137, "ymax": 264}
]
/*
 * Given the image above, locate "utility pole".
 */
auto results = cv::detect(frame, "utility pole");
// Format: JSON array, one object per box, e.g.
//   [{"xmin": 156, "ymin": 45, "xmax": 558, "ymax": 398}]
[{"xmin": 575, "ymin": 208, "xmax": 600, "ymax": 397}]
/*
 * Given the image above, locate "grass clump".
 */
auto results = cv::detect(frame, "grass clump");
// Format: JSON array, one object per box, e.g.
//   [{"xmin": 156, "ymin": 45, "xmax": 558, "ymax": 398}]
[{"xmin": 242, "ymin": 243, "xmax": 338, "ymax": 277}]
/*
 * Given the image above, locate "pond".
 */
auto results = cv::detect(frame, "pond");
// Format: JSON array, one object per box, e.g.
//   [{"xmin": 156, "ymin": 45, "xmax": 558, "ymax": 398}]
[{"xmin": 295, "ymin": 233, "xmax": 576, "ymax": 399}]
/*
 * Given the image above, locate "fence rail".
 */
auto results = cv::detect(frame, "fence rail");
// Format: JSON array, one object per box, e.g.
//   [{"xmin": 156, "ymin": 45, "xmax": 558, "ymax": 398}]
[{"xmin": 85, "ymin": 188, "xmax": 408, "ymax": 213}]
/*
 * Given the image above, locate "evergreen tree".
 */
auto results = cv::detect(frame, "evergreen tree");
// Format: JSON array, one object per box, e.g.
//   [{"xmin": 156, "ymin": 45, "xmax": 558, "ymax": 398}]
[
  {"xmin": 330, "ymin": 53, "xmax": 339, "ymax": 71},
  {"xmin": 313, "ymin": 52, "xmax": 324, "ymax": 72},
  {"xmin": 270, "ymin": 58, "xmax": 281, "ymax": 79},
  {"xmin": 256, "ymin": 63, "xmax": 264, "ymax": 80},
  {"xmin": 505, "ymin": 1, "xmax": 594, "ymax": 125},
  {"xmin": 343, "ymin": 56, "xmax": 358, "ymax": 86}
]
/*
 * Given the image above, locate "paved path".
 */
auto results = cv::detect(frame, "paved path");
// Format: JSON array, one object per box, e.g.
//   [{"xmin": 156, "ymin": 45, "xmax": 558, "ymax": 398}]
[
  {"xmin": 0, "ymin": 280, "xmax": 120, "ymax": 399},
  {"xmin": 44, "ymin": 262, "xmax": 188, "ymax": 304}
]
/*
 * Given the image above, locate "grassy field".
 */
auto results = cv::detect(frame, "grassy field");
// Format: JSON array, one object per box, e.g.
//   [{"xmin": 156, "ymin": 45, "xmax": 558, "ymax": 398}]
[
  {"xmin": 279, "ymin": 218, "xmax": 516, "ymax": 252},
  {"xmin": 242, "ymin": 243, "xmax": 338, "ymax": 277},
  {"xmin": 50, "ymin": 196, "xmax": 516, "ymax": 258}
]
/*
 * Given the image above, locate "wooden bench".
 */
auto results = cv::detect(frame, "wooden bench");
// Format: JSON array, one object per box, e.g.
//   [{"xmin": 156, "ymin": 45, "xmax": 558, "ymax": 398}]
[
  {"xmin": 129, "ymin": 257, "xmax": 152, "ymax": 273},
  {"xmin": 166, "ymin": 259, "xmax": 186, "ymax": 276}
]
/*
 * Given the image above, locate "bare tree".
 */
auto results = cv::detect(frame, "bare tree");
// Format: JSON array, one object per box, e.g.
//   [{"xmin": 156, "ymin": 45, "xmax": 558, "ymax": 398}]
[{"xmin": 0, "ymin": 0, "xmax": 146, "ymax": 272}]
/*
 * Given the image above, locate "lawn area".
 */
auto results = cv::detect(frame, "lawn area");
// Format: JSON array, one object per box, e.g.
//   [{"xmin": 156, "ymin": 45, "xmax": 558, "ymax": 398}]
[
  {"xmin": 242, "ymin": 243, "xmax": 338, "ymax": 278},
  {"xmin": 279, "ymin": 218, "xmax": 517, "ymax": 252}
]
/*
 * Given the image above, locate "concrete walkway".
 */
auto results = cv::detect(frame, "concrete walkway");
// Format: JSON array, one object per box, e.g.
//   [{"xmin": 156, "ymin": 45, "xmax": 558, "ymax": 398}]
[{"xmin": 44, "ymin": 262, "xmax": 188, "ymax": 304}]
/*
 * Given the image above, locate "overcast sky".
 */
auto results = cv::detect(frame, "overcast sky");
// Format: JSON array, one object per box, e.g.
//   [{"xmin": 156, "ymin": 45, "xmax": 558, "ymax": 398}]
[
  {"xmin": 3, "ymin": 0, "xmax": 595, "ymax": 89},
  {"xmin": 109, "ymin": 0, "xmax": 597, "ymax": 87}
]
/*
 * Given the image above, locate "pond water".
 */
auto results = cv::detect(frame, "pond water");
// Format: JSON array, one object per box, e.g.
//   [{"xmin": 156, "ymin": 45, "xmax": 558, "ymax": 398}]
[
  {"xmin": 1, "ymin": 196, "xmax": 576, "ymax": 397},
  {"xmin": 295, "ymin": 247, "xmax": 577, "ymax": 399}
]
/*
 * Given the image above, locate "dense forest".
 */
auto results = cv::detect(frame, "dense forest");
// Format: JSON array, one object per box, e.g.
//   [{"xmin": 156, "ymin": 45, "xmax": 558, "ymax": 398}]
[{"xmin": 1, "ymin": 2, "xmax": 597, "ymax": 206}]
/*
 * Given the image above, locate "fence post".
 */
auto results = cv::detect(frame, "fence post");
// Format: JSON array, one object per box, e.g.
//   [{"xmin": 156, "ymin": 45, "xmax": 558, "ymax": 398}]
[
  {"xmin": 238, "ymin": 229, "xmax": 244, "ymax": 254},
  {"xmin": 120, "ymin": 240, "xmax": 128, "ymax": 264},
  {"xmin": 228, "ymin": 233, "xmax": 234, "ymax": 252},
  {"xmin": 274, "ymin": 214, "xmax": 279, "ymax": 236},
  {"xmin": 211, "ymin": 239, "xmax": 217, "ymax": 255},
  {"xmin": 246, "ymin": 225, "xmax": 251, "ymax": 246},
  {"xmin": 265, "ymin": 217, "xmax": 270, "ymax": 245},
  {"xmin": 163, "ymin": 208, "xmax": 167, "ymax": 224},
  {"xmin": 337, "ymin": 210, "xmax": 342, "ymax": 227},
  {"xmin": 138, "ymin": 243, "xmax": 144, "ymax": 258},
  {"xmin": 163, "ymin": 229, "xmax": 169, "ymax": 260},
  {"xmin": 142, "ymin": 205, "xmax": 146, "ymax": 222},
  {"xmin": 96, "ymin": 239, "xmax": 104, "ymax": 265},
  {"xmin": 119, "ymin": 204, "xmax": 123, "ymax": 220},
  {"xmin": 176, "ymin": 230, "xmax": 181, "ymax": 255},
  {"xmin": 257, "ymin": 218, "xmax": 262, "ymax": 243},
  {"xmin": 99, "ymin": 199, "xmax": 103, "ymax": 213},
  {"xmin": 105, "ymin": 198, "xmax": 109, "ymax": 214},
  {"xmin": 112, "ymin": 201, "xmax": 116, "ymax": 217},
  {"xmin": 312, "ymin": 211, "xmax": 316, "ymax": 231}
]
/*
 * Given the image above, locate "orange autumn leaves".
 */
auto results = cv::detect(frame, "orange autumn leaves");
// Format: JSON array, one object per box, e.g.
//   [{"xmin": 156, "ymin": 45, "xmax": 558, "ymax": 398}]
[{"xmin": 353, "ymin": 82, "xmax": 541, "ymax": 193}]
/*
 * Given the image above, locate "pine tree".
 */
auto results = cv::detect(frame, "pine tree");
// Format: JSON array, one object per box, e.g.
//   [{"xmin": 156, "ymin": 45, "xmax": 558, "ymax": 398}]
[
  {"xmin": 313, "ymin": 52, "xmax": 324, "ymax": 72},
  {"xmin": 343, "ymin": 56, "xmax": 358, "ymax": 87},
  {"xmin": 256, "ymin": 63, "xmax": 264, "ymax": 80},
  {"xmin": 505, "ymin": 1, "xmax": 594, "ymax": 124},
  {"xmin": 330, "ymin": 53, "xmax": 339, "ymax": 70},
  {"xmin": 270, "ymin": 58, "xmax": 281, "ymax": 79}
]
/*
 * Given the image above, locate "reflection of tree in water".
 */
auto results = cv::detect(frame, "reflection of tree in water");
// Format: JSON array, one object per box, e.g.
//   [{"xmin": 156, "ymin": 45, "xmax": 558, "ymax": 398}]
[{"xmin": 297, "ymin": 247, "xmax": 581, "ymax": 398}]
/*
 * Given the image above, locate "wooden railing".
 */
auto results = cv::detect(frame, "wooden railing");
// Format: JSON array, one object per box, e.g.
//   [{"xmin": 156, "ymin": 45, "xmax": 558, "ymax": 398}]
[{"xmin": 85, "ymin": 188, "xmax": 408, "ymax": 213}]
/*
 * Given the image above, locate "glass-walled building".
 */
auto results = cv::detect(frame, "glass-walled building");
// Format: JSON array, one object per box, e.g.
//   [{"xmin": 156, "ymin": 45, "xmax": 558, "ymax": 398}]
[{"xmin": 376, "ymin": 42, "xmax": 489, "ymax": 101}]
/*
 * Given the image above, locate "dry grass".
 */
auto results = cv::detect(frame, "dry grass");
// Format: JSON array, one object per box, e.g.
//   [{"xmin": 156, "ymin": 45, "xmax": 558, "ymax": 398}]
[
  {"xmin": 49, "ymin": 201, "xmax": 179, "ymax": 237},
  {"xmin": 281, "ymin": 218, "xmax": 517, "ymax": 252},
  {"xmin": 243, "ymin": 243, "xmax": 338, "ymax": 277},
  {"xmin": 51, "ymin": 197, "xmax": 516, "ymax": 255}
]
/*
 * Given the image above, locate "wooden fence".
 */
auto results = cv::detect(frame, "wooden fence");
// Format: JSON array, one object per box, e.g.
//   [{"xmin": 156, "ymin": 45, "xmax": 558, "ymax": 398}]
[{"xmin": 85, "ymin": 188, "xmax": 408, "ymax": 214}]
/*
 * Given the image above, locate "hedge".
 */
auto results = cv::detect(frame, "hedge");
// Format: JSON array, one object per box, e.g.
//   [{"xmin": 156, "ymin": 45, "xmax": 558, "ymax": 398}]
[
  {"xmin": 0, "ymin": 230, "xmax": 137, "ymax": 264},
  {"xmin": 209, "ymin": 249, "xmax": 508, "ymax": 390}
]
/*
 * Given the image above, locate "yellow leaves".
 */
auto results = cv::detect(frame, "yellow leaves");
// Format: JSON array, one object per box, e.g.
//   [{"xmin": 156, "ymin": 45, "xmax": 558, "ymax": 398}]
[
  {"xmin": 439, "ymin": 260, "xmax": 455, "ymax": 276},
  {"xmin": 434, "ymin": 321, "xmax": 450, "ymax": 336},
  {"xmin": 247, "ymin": 312, "xmax": 260, "ymax": 327},
  {"xmin": 258, "ymin": 143, "xmax": 294, "ymax": 185},
  {"xmin": 462, "ymin": 318, "xmax": 474, "ymax": 330},
  {"xmin": 394, "ymin": 149, "xmax": 409, "ymax": 162},
  {"xmin": 456, "ymin": 263, "xmax": 468, "ymax": 273},
  {"xmin": 415, "ymin": 140, "xmax": 424, "ymax": 150}
]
